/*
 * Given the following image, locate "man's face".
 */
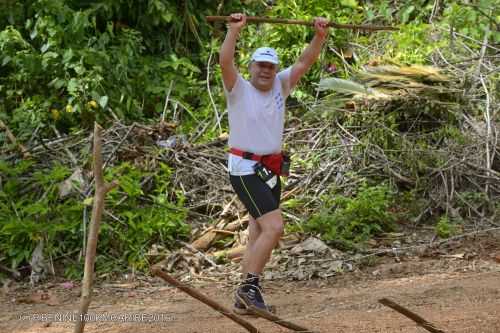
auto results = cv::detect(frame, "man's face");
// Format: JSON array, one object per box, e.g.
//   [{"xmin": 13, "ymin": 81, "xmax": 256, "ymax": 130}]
[{"xmin": 249, "ymin": 61, "xmax": 278, "ymax": 91}]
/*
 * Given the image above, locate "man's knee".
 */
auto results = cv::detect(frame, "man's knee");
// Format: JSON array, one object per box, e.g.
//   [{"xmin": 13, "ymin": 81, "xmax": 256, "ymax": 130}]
[
  {"xmin": 258, "ymin": 210, "xmax": 284, "ymax": 237},
  {"xmin": 271, "ymin": 220, "xmax": 284, "ymax": 236}
]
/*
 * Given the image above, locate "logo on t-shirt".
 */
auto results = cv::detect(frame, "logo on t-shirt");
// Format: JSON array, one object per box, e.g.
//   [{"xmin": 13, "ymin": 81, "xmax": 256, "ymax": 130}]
[{"xmin": 274, "ymin": 92, "xmax": 284, "ymax": 111}]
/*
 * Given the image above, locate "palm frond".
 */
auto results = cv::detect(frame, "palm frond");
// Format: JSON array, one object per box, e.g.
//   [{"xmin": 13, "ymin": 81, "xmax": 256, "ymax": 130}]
[
  {"xmin": 361, "ymin": 65, "xmax": 448, "ymax": 82},
  {"xmin": 317, "ymin": 78, "xmax": 374, "ymax": 95}
]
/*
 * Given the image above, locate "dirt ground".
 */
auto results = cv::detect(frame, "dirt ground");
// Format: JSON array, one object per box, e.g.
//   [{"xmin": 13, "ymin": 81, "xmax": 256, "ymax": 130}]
[{"xmin": 1, "ymin": 232, "xmax": 500, "ymax": 333}]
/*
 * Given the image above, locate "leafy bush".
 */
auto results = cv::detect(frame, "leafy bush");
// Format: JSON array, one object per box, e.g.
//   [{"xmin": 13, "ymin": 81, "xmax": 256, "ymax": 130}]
[
  {"xmin": 0, "ymin": 0, "xmax": 238, "ymax": 140},
  {"xmin": 435, "ymin": 215, "xmax": 459, "ymax": 238},
  {"xmin": 304, "ymin": 183, "xmax": 396, "ymax": 249},
  {"xmin": 0, "ymin": 160, "xmax": 82, "ymax": 271},
  {"xmin": 101, "ymin": 162, "xmax": 191, "ymax": 271},
  {"xmin": 0, "ymin": 159, "xmax": 190, "ymax": 277}
]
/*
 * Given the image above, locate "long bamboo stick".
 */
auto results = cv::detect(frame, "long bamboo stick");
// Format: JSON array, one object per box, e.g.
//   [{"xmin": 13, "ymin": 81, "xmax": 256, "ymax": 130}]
[{"xmin": 206, "ymin": 16, "xmax": 398, "ymax": 31}]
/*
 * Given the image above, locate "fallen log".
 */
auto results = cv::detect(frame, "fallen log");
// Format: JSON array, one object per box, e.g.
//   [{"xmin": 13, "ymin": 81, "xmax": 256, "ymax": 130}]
[
  {"xmin": 191, "ymin": 215, "xmax": 249, "ymax": 251},
  {"xmin": 379, "ymin": 298, "xmax": 446, "ymax": 333},
  {"xmin": 190, "ymin": 226, "xmax": 217, "ymax": 251},
  {"xmin": 247, "ymin": 304, "xmax": 317, "ymax": 333},
  {"xmin": 212, "ymin": 245, "xmax": 246, "ymax": 261},
  {"xmin": 151, "ymin": 266, "xmax": 259, "ymax": 333}
]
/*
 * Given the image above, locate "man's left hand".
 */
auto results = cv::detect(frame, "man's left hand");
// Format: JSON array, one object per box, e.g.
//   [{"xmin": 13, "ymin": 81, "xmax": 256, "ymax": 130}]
[{"xmin": 313, "ymin": 17, "xmax": 329, "ymax": 39}]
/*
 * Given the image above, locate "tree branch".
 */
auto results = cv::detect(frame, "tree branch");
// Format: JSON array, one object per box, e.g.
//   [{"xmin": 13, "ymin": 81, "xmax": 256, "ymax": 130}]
[{"xmin": 74, "ymin": 123, "xmax": 118, "ymax": 333}]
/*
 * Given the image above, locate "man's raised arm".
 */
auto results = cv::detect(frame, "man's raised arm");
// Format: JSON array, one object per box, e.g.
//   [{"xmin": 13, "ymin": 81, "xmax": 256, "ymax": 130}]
[
  {"xmin": 289, "ymin": 17, "xmax": 329, "ymax": 89},
  {"xmin": 219, "ymin": 13, "xmax": 246, "ymax": 92}
]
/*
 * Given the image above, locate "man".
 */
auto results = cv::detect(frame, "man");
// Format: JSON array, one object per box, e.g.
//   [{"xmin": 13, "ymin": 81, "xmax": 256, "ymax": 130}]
[{"xmin": 219, "ymin": 12, "xmax": 329, "ymax": 313}]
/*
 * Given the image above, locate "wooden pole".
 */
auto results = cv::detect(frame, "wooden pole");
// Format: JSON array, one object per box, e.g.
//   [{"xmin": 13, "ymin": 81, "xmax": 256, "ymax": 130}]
[
  {"xmin": 379, "ymin": 298, "xmax": 446, "ymax": 333},
  {"xmin": 0, "ymin": 119, "xmax": 31, "ymax": 158},
  {"xmin": 151, "ymin": 266, "xmax": 260, "ymax": 333},
  {"xmin": 74, "ymin": 123, "xmax": 118, "ymax": 333},
  {"xmin": 206, "ymin": 16, "xmax": 398, "ymax": 31}
]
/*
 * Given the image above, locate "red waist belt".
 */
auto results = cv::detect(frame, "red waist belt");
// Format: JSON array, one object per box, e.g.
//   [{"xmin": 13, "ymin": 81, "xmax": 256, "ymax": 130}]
[{"xmin": 230, "ymin": 148, "xmax": 288, "ymax": 176}]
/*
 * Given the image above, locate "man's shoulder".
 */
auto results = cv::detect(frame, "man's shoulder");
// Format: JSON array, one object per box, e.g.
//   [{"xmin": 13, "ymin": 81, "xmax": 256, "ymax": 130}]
[
  {"xmin": 235, "ymin": 74, "xmax": 252, "ymax": 90},
  {"xmin": 226, "ymin": 73, "xmax": 251, "ymax": 96},
  {"xmin": 275, "ymin": 67, "xmax": 292, "ymax": 87},
  {"xmin": 277, "ymin": 67, "xmax": 292, "ymax": 79}
]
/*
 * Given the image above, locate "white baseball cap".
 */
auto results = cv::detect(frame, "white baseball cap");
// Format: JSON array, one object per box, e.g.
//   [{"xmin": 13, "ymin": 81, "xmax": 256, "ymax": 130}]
[{"xmin": 250, "ymin": 47, "xmax": 279, "ymax": 65}]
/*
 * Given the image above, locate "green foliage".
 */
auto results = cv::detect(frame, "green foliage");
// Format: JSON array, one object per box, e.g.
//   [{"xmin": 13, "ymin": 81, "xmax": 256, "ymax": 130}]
[
  {"xmin": 304, "ymin": 183, "xmax": 396, "ymax": 249},
  {"xmin": 0, "ymin": 160, "xmax": 82, "ymax": 270},
  {"xmin": 435, "ymin": 215, "xmax": 459, "ymax": 238},
  {"xmin": 443, "ymin": 2, "xmax": 499, "ymax": 44},
  {"xmin": 99, "ymin": 161, "xmax": 190, "ymax": 270},
  {"xmin": 0, "ymin": 159, "xmax": 190, "ymax": 275},
  {"xmin": 1, "ymin": 0, "xmax": 493, "ymax": 138},
  {"xmin": 0, "ymin": 0, "xmax": 221, "ymax": 276},
  {"xmin": 0, "ymin": 0, "xmax": 236, "ymax": 140},
  {"xmin": 390, "ymin": 23, "xmax": 438, "ymax": 64}
]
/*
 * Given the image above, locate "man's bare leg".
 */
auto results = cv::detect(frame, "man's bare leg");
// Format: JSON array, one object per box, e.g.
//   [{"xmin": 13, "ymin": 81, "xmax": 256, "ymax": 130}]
[
  {"xmin": 236, "ymin": 209, "xmax": 284, "ymax": 311},
  {"xmin": 245, "ymin": 209, "xmax": 284, "ymax": 275},
  {"xmin": 241, "ymin": 216, "xmax": 261, "ymax": 278}
]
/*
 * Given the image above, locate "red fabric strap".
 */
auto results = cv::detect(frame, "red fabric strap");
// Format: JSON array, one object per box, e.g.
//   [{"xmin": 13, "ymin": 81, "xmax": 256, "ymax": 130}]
[
  {"xmin": 230, "ymin": 147, "xmax": 288, "ymax": 176},
  {"xmin": 229, "ymin": 148, "xmax": 263, "ymax": 162}
]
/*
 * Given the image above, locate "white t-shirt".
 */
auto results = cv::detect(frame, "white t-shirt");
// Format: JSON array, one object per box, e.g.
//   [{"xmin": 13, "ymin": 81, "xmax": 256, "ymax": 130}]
[{"xmin": 224, "ymin": 68, "xmax": 293, "ymax": 176}]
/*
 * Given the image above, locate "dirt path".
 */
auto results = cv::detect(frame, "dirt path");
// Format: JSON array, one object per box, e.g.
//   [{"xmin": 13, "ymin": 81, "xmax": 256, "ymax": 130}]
[{"xmin": 2, "ymin": 235, "xmax": 500, "ymax": 333}]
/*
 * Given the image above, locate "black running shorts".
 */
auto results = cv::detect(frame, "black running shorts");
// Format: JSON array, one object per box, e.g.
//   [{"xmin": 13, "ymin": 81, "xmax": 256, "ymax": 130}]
[{"xmin": 229, "ymin": 174, "xmax": 281, "ymax": 219}]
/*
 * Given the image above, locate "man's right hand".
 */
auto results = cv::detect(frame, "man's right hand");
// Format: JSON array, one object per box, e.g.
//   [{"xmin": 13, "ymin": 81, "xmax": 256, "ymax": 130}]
[{"xmin": 229, "ymin": 13, "xmax": 246, "ymax": 31}]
